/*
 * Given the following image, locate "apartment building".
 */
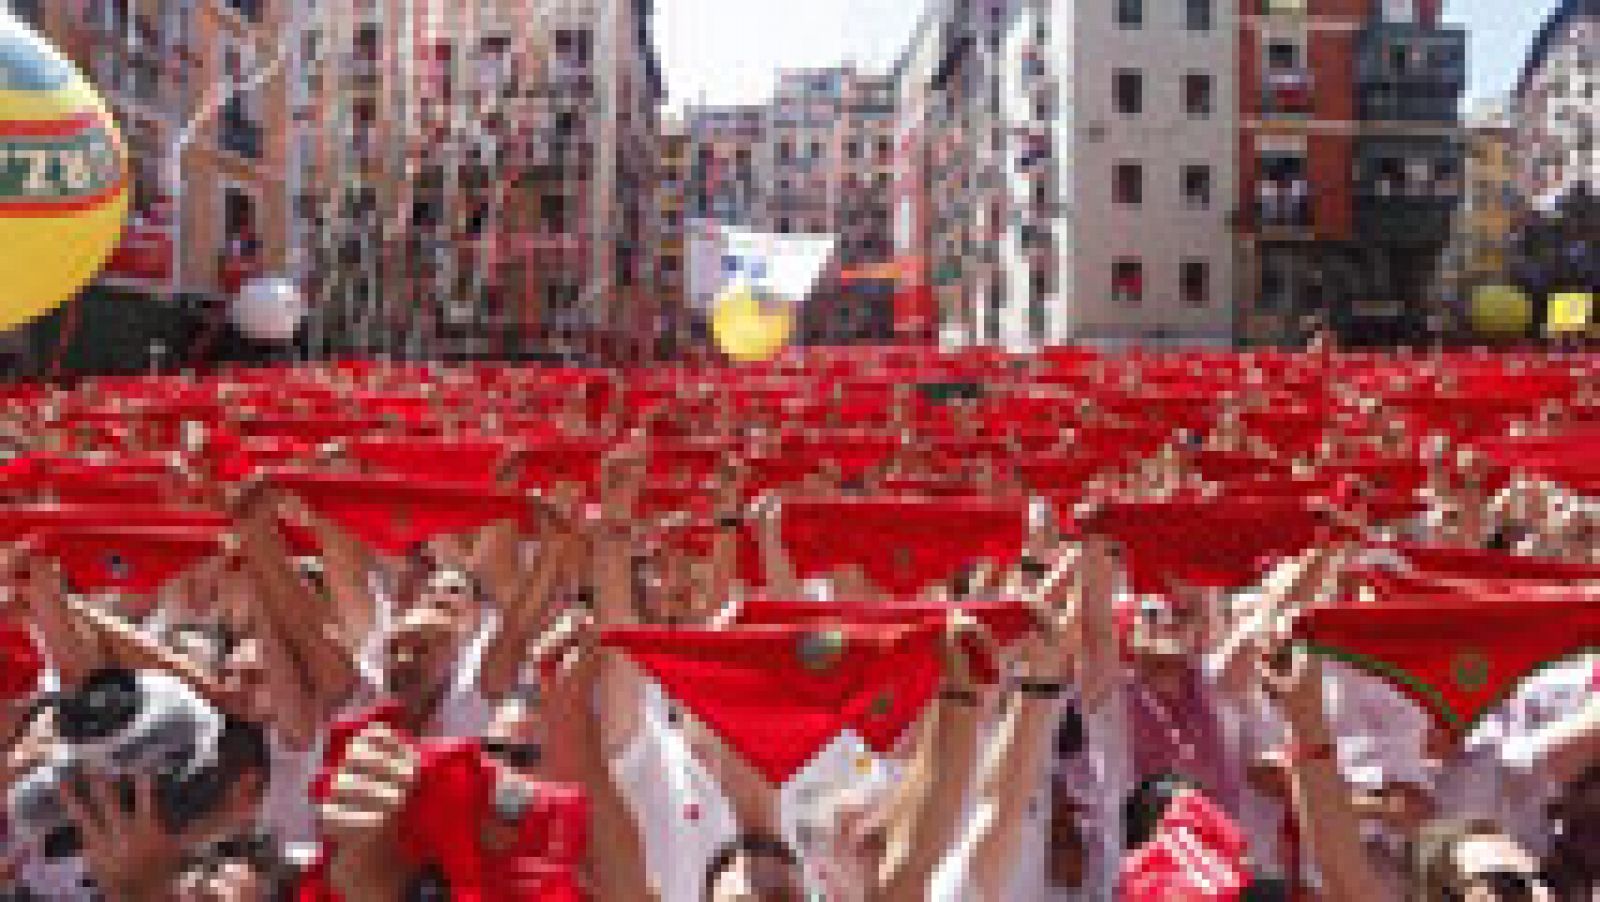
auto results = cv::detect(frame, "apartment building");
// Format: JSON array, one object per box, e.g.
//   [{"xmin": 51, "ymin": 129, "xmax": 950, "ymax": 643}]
[
  {"xmin": 1512, "ymin": 0, "xmax": 1596, "ymax": 214},
  {"xmin": 1438, "ymin": 101, "xmax": 1521, "ymax": 315},
  {"xmin": 12, "ymin": 0, "xmax": 290, "ymax": 303},
  {"xmin": 898, "ymin": 0, "xmax": 1237, "ymax": 351},
  {"xmin": 291, "ymin": 0, "xmax": 662, "ymax": 362},
  {"xmin": 1237, "ymin": 0, "xmax": 1466, "ymax": 346}
]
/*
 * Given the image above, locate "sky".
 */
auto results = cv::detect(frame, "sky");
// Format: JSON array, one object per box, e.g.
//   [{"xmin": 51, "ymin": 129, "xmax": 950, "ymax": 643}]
[{"xmin": 656, "ymin": 0, "xmax": 1562, "ymax": 114}]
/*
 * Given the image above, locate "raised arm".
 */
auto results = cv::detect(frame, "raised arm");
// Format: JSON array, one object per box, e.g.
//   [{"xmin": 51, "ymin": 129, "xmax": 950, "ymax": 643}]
[
  {"xmin": 541, "ymin": 616, "xmax": 657, "ymax": 902},
  {"xmin": 477, "ymin": 502, "xmax": 584, "ymax": 700},
  {"xmin": 1264, "ymin": 647, "xmax": 1388, "ymax": 901},
  {"xmin": 876, "ymin": 614, "xmax": 988, "ymax": 902}
]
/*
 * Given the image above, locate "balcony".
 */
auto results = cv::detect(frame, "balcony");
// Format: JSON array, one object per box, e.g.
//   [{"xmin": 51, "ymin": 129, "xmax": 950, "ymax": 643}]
[
  {"xmin": 221, "ymin": 0, "xmax": 263, "ymax": 23},
  {"xmin": 1357, "ymin": 24, "xmax": 1466, "ymax": 89},
  {"xmin": 1260, "ymin": 69, "xmax": 1313, "ymax": 116},
  {"xmin": 1354, "ymin": 137, "xmax": 1462, "ymax": 243},
  {"xmin": 1254, "ymin": 179, "xmax": 1313, "ymax": 233},
  {"xmin": 1357, "ymin": 24, "xmax": 1465, "ymax": 123}
]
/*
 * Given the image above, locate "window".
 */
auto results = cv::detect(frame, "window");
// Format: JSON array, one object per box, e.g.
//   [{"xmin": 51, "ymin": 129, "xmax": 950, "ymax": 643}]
[
  {"xmin": 1267, "ymin": 40, "xmax": 1301, "ymax": 70},
  {"xmin": 1182, "ymin": 259, "xmax": 1209, "ymax": 306},
  {"xmin": 1113, "ymin": 258, "xmax": 1143, "ymax": 304},
  {"xmin": 1184, "ymin": 72, "xmax": 1213, "ymax": 117},
  {"xmin": 1117, "ymin": 0, "xmax": 1143, "ymax": 29},
  {"xmin": 1186, "ymin": 0, "xmax": 1212, "ymax": 30},
  {"xmin": 1183, "ymin": 164, "xmax": 1212, "ymax": 208},
  {"xmin": 1114, "ymin": 162, "xmax": 1143, "ymax": 205},
  {"xmin": 1115, "ymin": 69, "xmax": 1143, "ymax": 115},
  {"xmin": 778, "ymin": 218, "xmax": 793, "ymax": 233}
]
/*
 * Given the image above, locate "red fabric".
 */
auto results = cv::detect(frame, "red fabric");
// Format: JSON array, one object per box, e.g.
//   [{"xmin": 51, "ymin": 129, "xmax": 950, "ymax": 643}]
[
  {"xmin": 0, "ymin": 622, "xmax": 43, "ymax": 700},
  {"xmin": 1083, "ymin": 500, "xmax": 1339, "ymax": 594},
  {"xmin": 0, "ymin": 505, "xmax": 229, "ymax": 545},
  {"xmin": 347, "ymin": 437, "xmax": 514, "ymax": 486},
  {"xmin": 1121, "ymin": 792, "xmax": 1251, "ymax": 901},
  {"xmin": 781, "ymin": 497, "xmax": 1027, "ymax": 596},
  {"xmin": 1296, "ymin": 593, "xmax": 1600, "ymax": 736},
  {"xmin": 515, "ymin": 438, "xmax": 610, "ymax": 492},
  {"xmin": 1392, "ymin": 545, "xmax": 1600, "ymax": 583},
  {"xmin": 733, "ymin": 598, "xmax": 1033, "ymax": 691},
  {"xmin": 30, "ymin": 525, "xmax": 228, "ymax": 594},
  {"xmin": 269, "ymin": 471, "xmax": 530, "ymax": 555},
  {"xmin": 603, "ymin": 623, "xmax": 943, "ymax": 782}
]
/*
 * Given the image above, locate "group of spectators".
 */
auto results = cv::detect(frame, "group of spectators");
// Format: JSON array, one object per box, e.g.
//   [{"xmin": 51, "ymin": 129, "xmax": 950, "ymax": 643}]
[{"xmin": 0, "ymin": 345, "xmax": 1594, "ymax": 901}]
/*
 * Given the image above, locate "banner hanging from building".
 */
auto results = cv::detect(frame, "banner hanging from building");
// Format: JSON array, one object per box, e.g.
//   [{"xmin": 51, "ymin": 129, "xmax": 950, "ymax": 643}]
[{"xmin": 686, "ymin": 219, "xmax": 836, "ymax": 313}]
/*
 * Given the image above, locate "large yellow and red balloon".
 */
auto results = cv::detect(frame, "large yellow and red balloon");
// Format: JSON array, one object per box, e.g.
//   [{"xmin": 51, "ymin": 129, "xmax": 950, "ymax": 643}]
[{"xmin": 0, "ymin": 12, "xmax": 129, "ymax": 331}]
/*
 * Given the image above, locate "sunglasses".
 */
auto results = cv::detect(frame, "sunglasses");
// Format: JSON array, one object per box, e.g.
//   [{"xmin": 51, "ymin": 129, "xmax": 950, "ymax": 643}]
[
  {"xmin": 481, "ymin": 739, "xmax": 542, "ymax": 770},
  {"xmin": 1455, "ymin": 869, "xmax": 1548, "ymax": 902}
]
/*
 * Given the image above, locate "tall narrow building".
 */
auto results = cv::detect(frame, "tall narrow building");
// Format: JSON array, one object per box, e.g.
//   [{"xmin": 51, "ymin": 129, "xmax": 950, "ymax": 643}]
[
  {"xmin": 1237, "ymin": 0, "xmax": 1466, "ymax": 346},
  {"xmin": 896, "ymin": 0, "xmax": 1238, "ymax": 351},
  {"xmin": 291, "ymin": 0, "xmax": 662, "ymax": 362}
]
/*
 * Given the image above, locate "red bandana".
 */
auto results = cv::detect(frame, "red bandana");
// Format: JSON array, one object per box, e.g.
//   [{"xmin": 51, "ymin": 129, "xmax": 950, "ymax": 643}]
[
  {"xmin": 1121, "ymin": 791, "xmax": 1251, "ymax": 902},
  {"xmin": 1083, "ymin": 500, "xmax": 1339, "ymax": 594},
  {"xmin": 603, "ymin": 623, "xmax": 943, "ymax": 783},
  {"xmin": 732, "ymin": 598, "xmax": 1033, "ymax": 744},
  {"xmin": 269, "ymin": 471, "xmax": 530, "ymax": 555},
  {"xmin": 30, "ymin": 525, "xmax": 228, "ymax": 594},
  {"xmin": 1296, "ymin": 593, "xmax": 1600, "ymax": 736},
  {"xmin": 0, "ymin": 505, "xmax": 229, "ymax": 545},
  {"xmin": 780, "ymin": 497, "xmax": 1027, "ymax": 596},
  {"xmin": 347, "ymin": 437, "xmax": 514, "ymax": 486},
  {"xmin": 0, "ymin": 622, "xmax": 43, "ymax": 700}
]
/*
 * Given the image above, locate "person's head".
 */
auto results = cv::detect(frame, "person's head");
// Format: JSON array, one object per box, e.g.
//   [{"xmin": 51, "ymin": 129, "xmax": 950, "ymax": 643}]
[
  {"xmin": 1123, "ymin": 773, "xmax": 1201, "ymax": 851},
  {"xmin": 1128, "ymin": 595, "xmax": 1206, "ymax": 664},
  {"xmin": 382, "ymin": 606, "xmax": 466, "ymax": 705},
  {"xmin": 403, "ymin": 564, "xmax": 483, "ymax": 630},
  {"xmin": 705, "ymin": 835, "xmax": 806, "ymax": 902},
  {"xmin": 175, "ymin": 832, "xmax": 292, "ymax": 902},
  {"xmin": 1546, "ymin": 765, "xmax": 1600, "ymax": 887},
  {"xmin": 1412, "ymin": 819, "xmax": 1551, "ymax": 902},
  {"xmin": 182, "ymin": 719, "xmax": 272, "ymax": 848}
]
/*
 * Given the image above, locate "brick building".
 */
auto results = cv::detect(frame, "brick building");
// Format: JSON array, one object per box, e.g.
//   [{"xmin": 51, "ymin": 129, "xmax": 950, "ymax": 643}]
[{"xmin": 1237, "ymin": 0, "xmax": 1466, "ymax": 346}]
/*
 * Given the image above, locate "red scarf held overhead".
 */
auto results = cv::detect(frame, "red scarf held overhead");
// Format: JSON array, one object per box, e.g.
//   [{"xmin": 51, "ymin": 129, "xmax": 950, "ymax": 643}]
[
  {"xmin": 732, "ymin": 598, "xmax": 1033, "ymax": 711},
  {"xmin": 0, "ymin": 504, "xmax": 229, "ymax": 545},
  {"xmin": 780, "ymin": 497, "xmax": 1027, "ymax": 597},
  {"xmin": 29, "ymin": 525, "xmax": 228, "ymax": 594},
  {"xmin": 1390, "ymin": 544, "xmax": 1600, "ymax": 583},
  {"xmin": 269, "ymin": 471, "xmax": 531, "ymax": 555},
  {"xmin": 1081, "ymin": 499, "xmax": 1339, "ymax": 595},
  {"xmin": 1296, "ymin": 592, "xmax": 1600, "ymax": 737},
  {"xmin": 347, "ymin": 436, "xmax": 515, "ymax": 486},
  {"xmin": 514, "ymin": 438, "xmax": 610, "ymax": 492},
  {"xmin": 603, "ymin": 622, "xmax": 944, "ymax": 783}
]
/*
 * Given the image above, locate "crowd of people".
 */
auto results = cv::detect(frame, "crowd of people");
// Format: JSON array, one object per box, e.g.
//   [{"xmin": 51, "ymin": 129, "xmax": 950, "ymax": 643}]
[{"xmin": 0, "ymin": 344, "xmax": 1594, "ymax": 901}]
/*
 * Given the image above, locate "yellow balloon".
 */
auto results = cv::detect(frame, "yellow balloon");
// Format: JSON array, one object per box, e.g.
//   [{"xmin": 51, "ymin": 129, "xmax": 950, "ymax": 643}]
[
  {"xmin": 712, "ymin": 284, "xmax": 794, "ymax": 363},
  {"xmin": 1469, "ymin": 285, "xmax": 1532, "ymax": 337},
  {"xmin": 0, "ymin": 12, "xmax": 130, "ymax": 332}
]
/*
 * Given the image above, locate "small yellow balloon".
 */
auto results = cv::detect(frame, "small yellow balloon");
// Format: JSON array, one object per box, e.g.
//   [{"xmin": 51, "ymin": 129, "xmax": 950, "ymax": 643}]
[
  {"xmin": 1469, "ymin": 285, "xmax": 1532, "ymax": 337},
  {"xmin": 712, "ymin": 284, "xmax": 794, "ymax": 363},
  {"xmin": 0, "ymin": 12, "xmax": 130, "ymax": 332}
]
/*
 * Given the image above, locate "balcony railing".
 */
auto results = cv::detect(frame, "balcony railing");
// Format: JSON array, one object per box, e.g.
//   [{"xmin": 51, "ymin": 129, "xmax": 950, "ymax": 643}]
[
  {"xmin": 1261, "ymin": 70, "xmax": 1313, "ymax": 115},
  {"xmin": 1255, "ymin": 180, "xmax": 1313, "ymax": 229}
]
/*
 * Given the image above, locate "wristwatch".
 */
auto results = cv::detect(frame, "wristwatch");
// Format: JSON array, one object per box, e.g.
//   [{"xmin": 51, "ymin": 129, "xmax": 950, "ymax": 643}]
[{"xmin": 492, "ymin": 775, "xmax": 536, "ymax": 824}]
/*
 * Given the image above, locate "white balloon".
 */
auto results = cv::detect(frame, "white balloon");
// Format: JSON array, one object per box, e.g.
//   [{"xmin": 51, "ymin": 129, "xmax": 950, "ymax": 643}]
[{"xmin": 230, "ymin": 277, "xmax": 306, "ymax": 342}]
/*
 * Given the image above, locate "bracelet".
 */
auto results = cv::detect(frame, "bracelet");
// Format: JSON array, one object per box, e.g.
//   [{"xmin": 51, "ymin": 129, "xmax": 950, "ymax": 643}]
[
  {"xmin": 1014, "ymin": 679, "xmax": 1067, "ymax": 698},
  {"xmin": 1280, "ymin": 739, "xmax": 1337, "ymax": 769},
  {"xmin": 939, "ymin": 687, "xmax": 980, "ymax": 705}
]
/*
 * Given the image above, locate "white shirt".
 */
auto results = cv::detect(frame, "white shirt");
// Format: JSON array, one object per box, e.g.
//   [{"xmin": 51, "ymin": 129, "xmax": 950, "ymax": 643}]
[{"xmin": 612, "ymin": 683, "xmax": 737, "ymax": 902}]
